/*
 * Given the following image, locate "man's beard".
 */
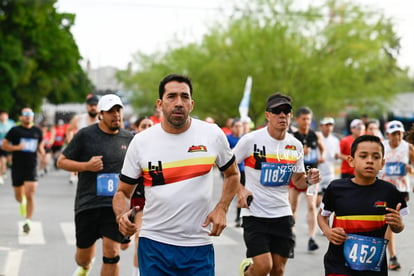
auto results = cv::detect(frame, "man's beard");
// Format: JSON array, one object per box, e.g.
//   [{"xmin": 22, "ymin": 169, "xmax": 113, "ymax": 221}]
[
  {"xmin": 109, "ymin": 126, "xmax": 120, "ymax": 131},
  {"xmin": 88, "ymin": 111, "xmax": 98, "ymax": 118}
]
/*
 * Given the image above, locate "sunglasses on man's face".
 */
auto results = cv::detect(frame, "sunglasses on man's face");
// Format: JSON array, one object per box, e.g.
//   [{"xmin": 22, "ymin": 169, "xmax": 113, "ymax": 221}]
[
  {"xmin": 269, "ymin": 107, "xmax": 292, "ymax": 115},
  {"xmin": 21, "ymin": 111, "xmax": 34, "ymax": 117}
]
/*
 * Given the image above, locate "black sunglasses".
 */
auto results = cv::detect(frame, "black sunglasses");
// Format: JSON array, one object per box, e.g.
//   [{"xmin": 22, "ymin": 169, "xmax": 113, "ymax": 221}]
[{"xmin": 269, "ymin": 107, "xmax": 292, "ymax": 115}]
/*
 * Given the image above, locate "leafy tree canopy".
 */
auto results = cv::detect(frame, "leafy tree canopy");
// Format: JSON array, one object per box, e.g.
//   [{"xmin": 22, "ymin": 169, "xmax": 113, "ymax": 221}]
[
  {"xmin": 0, "ymin": 0, "xmax": 93, "ymax": 120},
  {"xmin": 118, "ymin": 0, "xmax": 412, "ymax": 126}
]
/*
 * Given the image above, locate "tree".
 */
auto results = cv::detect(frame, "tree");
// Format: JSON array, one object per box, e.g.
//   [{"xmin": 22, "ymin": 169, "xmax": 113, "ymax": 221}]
[
  {"xmin": 0, "ymin": 0, "xmax": 93, "ymax": 119},
  {"xmin": 117, "ymin": 0, "xmax": 412, "ymax": 126}
]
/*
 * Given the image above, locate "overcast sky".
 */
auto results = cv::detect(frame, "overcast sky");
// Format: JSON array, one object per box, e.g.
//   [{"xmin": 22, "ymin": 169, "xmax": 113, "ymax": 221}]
[{"xmin": 56, "ymin": 0, "xmax": 413, "ymax": 75}]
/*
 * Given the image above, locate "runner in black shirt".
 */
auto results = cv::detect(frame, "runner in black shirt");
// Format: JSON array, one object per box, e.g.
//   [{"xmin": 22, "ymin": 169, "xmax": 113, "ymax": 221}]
[
  {"xmin": 58, "ymin": 94, "xmax": 133, "ymax": 276},
  {"xmin": 2, "ymin": 107, "xmax": 44, "ymax": 234}
]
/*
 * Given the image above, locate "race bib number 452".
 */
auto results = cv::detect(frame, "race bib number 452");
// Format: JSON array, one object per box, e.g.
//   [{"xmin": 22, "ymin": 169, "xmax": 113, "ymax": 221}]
[
  {"xmin": 96, "ymin": 173, "xmax": 119, "ymax": 196},
  {"xmin": 343, "ymin": 234, "xmax": 388, "ymax": 272}
]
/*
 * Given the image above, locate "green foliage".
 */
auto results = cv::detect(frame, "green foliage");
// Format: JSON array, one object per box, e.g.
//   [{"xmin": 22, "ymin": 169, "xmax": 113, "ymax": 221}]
[
  {"xmin": 0, "ymin": 0, "xmax": 93, "ymax": 119},
  {"xmin": 117, "ymin": 0, "xmax": 412, "ymax": 126}
]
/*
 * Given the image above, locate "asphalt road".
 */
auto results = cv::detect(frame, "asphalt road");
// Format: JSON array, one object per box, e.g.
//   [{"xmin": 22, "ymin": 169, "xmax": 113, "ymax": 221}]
[{"xmin": 0, "ymin": 167, "xmax": 413, "ymax": 276}]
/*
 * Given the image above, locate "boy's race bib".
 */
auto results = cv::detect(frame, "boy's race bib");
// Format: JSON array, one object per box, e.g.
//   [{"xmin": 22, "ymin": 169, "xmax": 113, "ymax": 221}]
[
  {"xmin": 260, "ymin": 162, "xmax": 293, "ymax": 186},
  {"xmin": 97, "ymin": 173, "xmax": 119, "ymax": 196},
  {"xmin": 343, "ymin": 234, "xmax": 388, "ymax": 272}
]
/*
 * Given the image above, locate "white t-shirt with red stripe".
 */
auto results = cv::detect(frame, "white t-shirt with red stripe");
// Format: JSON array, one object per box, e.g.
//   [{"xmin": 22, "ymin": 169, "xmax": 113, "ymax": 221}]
[
  {"xmin": 121, "ymin": 118, "xmax": 234, "ymax": 246},
  {"xmin": 233, "ymin": 127, "xmax": 305, "ymax": 218}
]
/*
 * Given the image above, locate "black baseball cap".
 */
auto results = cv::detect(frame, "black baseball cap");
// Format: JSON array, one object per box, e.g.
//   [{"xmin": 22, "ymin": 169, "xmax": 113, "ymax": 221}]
[
  {"xmin": 86, "ymin": 94, "xmax": 99, "ymax": 105},
  {"xmin": 266, "ymin": 93, "xmax": 292, "ymax": 110}
]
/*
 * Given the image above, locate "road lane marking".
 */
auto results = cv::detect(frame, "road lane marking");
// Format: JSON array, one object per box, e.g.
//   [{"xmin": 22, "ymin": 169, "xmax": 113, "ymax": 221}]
[
  {"xmin": 0, "ymin": 247, "xmax": 23, "ymax": 276},
  {"xmin": 18, "ymin": 221, "xmax": 45, "ymax": 244},
  {"xmin": 60, "ymin": 222, "xmax": 76, "ymax": 245}
]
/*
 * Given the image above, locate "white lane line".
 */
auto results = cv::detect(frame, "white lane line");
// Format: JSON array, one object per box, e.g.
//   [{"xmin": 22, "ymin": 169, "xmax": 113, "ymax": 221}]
[
  {"xmin": 0, "ymin": 247, "xmax": 23, "ymax": 276},
  {"xmin": 60, "ymin": 222, "xmax": 76, "ymax": 245},
  {"xmin": 18, "ymin": 221, "xmax": 45, "ymax": 244}
]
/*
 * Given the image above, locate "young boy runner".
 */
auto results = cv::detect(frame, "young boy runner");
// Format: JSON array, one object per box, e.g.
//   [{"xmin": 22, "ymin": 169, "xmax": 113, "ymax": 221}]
[{"xmin": 317, "ymin": 135, "xmax": 408, "ymax": 276}]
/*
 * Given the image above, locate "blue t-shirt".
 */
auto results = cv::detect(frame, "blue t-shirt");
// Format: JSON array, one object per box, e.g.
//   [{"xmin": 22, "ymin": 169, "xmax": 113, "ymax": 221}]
[{"xmin": 227, "ymin": 134, "xmax": 244, "ymax": 172}]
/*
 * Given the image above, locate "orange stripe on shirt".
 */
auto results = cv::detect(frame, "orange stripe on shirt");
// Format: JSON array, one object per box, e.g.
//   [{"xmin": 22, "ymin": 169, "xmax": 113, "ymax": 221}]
[
  {"xmin": 333, "ymin": 215, "xmax": 386, "ymax": 233},
  {"xmin": 143, "ymin": 163, "xmax": 214, "ymax": 186}
]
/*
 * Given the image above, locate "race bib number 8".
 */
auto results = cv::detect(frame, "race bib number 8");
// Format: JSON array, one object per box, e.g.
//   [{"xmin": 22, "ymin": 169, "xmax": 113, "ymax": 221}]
[
  {"xmin": 343, "ymin": 234, "xmax": 388, "ymax": 272},
  {"xmin": 97, "ymin": 173, "xmax": 119, "ymax": 196},
  {"xmin": 260, "ymin": 162, "xmax": 293, "ymax": 186}
]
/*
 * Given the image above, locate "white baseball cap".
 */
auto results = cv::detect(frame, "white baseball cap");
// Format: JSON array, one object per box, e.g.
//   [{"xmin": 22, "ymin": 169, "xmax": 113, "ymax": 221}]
[
  {"xmin": 386, "ymin": 120, "xmax": 405, "ymax": 134},
  {"xmin": 350, "ymin": 119, "xmax": 363, "ymax": 129},
  {"xmin": 98, "ymin": 94, "xmax": 123, "ymax": 112},
  {"xmin": 320, "ymin": 117, "xmax": 335, "ymax": 125}
]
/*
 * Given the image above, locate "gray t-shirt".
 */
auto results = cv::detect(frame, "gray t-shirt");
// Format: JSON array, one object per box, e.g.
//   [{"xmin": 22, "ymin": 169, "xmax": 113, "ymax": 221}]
[{"xmin": 62, "ymin": 124, "xmax": 133, "ymax": 214}]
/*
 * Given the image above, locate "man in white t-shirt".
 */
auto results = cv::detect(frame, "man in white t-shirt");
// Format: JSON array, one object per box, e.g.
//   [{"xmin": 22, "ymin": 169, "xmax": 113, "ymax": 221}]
[
  {"xmin": 113, "ymin": 74, "xmax": 240, "ymax": 276},
  {"xmin": 234, "ymin": 93, "xmax": 321, "ymax": 276},
  {"xmin": 317, "ymin": 117, "xmax": 340, "ymax": 207}
]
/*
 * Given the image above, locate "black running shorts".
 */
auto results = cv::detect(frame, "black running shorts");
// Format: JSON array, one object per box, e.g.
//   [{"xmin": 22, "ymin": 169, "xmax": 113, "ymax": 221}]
[
  {"xmin": 75, "ymin": 207, "xmax": 124, "ymax": 248},
  {"xmin": 11, "ymin": 166, "xmax": 37, "ymax": 187},
  {"xmin": 242, "ymin": 216, "xmax": 295, "ymax": 258}
]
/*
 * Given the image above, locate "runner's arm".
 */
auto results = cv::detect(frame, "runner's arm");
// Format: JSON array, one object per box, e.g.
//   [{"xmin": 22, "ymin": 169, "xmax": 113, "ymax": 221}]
[
  {"xmin": 113, "ymin": 180, "xmax": 139, "ymax": 236},
  {"xmin": 65, "ymin": 115, "xmax": 78, "ymax": 143},
  {"xmin": 1, "ymin": 138, "xmax": 24, "ymax": 152},
  {"xmin": 316, "ymin": 131, "xmax": 325, "ymax": 163},
  {"xmin": 56, "ymin": 154, "xmax": 103, "ymax": 172},
  {"xmin": 203, "ymin": 160, "xmax": 240, "ymax": 236},
  {"xmin": 317, "ymin": 209, "xmax": 347, "ymax": 245}
]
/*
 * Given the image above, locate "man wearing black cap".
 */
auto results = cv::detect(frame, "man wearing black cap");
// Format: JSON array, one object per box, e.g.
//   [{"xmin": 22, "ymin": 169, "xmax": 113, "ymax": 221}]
[
  {"xmin": 66, "ymin": 94, "xmax": 99, "ymax": 143},
  {"xmin": 234, "ymin": 92, "xmax": 321, "ymax": 276}
]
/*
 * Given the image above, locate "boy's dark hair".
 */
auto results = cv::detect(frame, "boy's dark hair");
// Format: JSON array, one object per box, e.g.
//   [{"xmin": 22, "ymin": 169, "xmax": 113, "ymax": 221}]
[
  {"xmin": 295, "ymin": 106, "xmax": 312, "ymax": 118},
  {"xmin": 350, "ymin": 135, "xmax": 384, "ymax": 157},
  {"xmin": 158, "ymin": 74, "xmax": 193, "ymax": 99}
]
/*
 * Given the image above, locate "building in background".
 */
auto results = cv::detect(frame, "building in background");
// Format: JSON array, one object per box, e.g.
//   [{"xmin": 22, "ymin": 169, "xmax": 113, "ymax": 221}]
[{"xmin": 41, "ymin": 62, "xmax": 133, "ymax": 124}]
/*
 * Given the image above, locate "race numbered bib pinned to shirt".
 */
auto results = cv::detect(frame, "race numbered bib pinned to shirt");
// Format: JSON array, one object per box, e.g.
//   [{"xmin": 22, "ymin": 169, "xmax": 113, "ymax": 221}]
[
  {"xmin": 385, "ymin": 162, "xmax": 406, "ymax": 177},
  {"xmin": 343, "ymin": 234, "xmax": 388, "ymax": 272},
  {"xmin": 20, "ymin": 138, "xmax": 38, "ymax": 152},
  {"xmin": 304, "ymin": 148, "xmax": 318, "ymax": 164},
  {"xmin": 260, "ymin": 162, "xmax": 293, "ymax": 187},
  {"xmin": 97, "ymin": 173, "xmax": 119, "ymax": 196}
]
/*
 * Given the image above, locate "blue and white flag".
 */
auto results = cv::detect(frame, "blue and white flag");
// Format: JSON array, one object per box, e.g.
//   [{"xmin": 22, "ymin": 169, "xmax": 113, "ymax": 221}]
[{"xmin": 238, "ymin": 76, "xmax": 252, "ymax": 120}]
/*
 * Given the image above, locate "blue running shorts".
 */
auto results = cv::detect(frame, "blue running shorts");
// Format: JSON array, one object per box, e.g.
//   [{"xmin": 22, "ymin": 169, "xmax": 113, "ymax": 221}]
[{"xmin": 138, "ymin": 237, "xmax": 214, "ymax": 276}]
